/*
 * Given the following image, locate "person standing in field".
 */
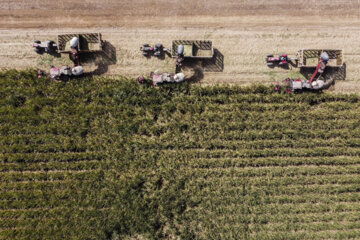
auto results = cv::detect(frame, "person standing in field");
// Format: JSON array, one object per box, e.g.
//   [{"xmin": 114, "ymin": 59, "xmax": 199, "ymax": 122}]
[{"xmin": 69, "ymin": 37, "xmax": 80, "ymax": 66}]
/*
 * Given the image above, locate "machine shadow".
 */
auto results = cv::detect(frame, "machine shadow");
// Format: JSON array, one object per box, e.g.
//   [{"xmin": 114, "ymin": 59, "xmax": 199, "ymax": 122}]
[
  {"xmin": 47, "ymin": 52, "xmax": 61, "ymax": 58},
  {"xmin": 179, "ymin": 48, "xmax": 224, "ymax": 73},
  {"xmin": 267, "ymin": 61, "xmax": 296, "ymax": 70},
  {"xmin": 187, "ymin": 67, "xmax": 204, "ymax": 83},
  {"xmin": 77, "ymin": 41, "xmax": 117, "ymax": 75},
  {"xmin": 201, "ymin": 48, "xmax": 224, "ymax": 72},
  {"xmin": 300, "ymin": 63, "xmax": 346, "ymax": 81},
  {"xmin": 83, "ymin": 64, "xmax": 109, "ymax": 78}
]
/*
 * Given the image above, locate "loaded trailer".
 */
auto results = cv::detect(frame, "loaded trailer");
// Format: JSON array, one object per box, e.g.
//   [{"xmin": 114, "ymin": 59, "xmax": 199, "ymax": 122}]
[
  {"xmin": 172, "ymin": 40, "xmax": 214, "ymax": 72},
  {"xmin": 57, "ymin": 33, "xmax": 103, "ymax": 53},
  {"xmin": 298, "ymin": 49, "xmax": 345, "ymax": 80},
  {"xmin": 297, "ymin": 49, "xmax": 343, "ymax": 68},
  {"xmin": 172, "ymin": 40, "xmax": 213, "ymax": 58}
]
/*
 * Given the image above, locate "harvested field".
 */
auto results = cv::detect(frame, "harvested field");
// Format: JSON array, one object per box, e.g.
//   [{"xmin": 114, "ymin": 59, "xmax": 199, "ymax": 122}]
[{"xmin": 0, "ymin": 1, "xmax": 360, "ymax": 91}]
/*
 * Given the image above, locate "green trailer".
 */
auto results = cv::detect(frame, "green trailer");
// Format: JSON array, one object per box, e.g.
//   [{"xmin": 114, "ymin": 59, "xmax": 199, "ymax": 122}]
[{"xmin": 57, "ymin": 33, "xmax": 103, "ymax": 53}]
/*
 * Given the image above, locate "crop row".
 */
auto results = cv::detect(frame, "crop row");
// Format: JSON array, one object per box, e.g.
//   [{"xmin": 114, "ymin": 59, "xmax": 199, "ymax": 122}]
[
  {"xmin": 184, "ymin": 164, "xmax": 360, "ymax": 178},
  {"xmin": 3, "ymin": 138, "xmax": 360, "ymax": 155},
  {"xmin": 195, "ymin": 208, "xmax": 360, "ymax": 225},
  {"xmin": 0, "ymin": 184, "xmax": 108, "ymax": 201},
  {"xmin": 0, "ymin": 159, "xmax": 104, "ymax": 173},
  {"xmin": 248, "ymin": 230, "xmax": 360, "ymax": 240},
  {"xmin": 0, "ymin": 207, "xmax": 112, "ymax": 220},
  {"xmin": 0, "ymin": 179, "xmax": 93, "ymax": 191},
  {"xmin": 2, "ymin": 104, "xmax": 360, "ymax": 127},
  {"xmin": 186, "ymin": 156, "xmax": 360, "ymax": 168},
  {"xmin": 190, "ymin": 183, "xmax": 360, "ymax": 199},
  {"xmin": 190, "ymin": 173, "xmax": 360, "ymax": 187},
  {"xmin": 196, "ymin": 191, "xmax": 360, "ymax": 206},
  {"xmin": 0, "ymin": 134, "xmax": 85, "ymax": 146},
  {"xmin": 132, "ymin": 137, "xmax": 360, "ymax": 151},
  {"xmin": 0, "ymin": 190, "xmax": 115, "ymax": 210},
  {"xmin": 1, "ymin": 151, "xmax": 105, "ymax": 163},
  {"xmin": 183, "ymin": 213, "xmax": 360, "ymax": 240},
  {"xmin": 0, "ymin": 143, "xmax": 91, "ymax": 154},
  {"xmin": 1, "ymin": 100, "xmax": 359, "ymax": 117},
  {"xmin": 0, "ymin": 225, "xmax": 106, "ymax": 240},
  {"xmin": 201, "ymin": 201, "xmax": 360, "ymax": 216},
  {"xmin": 158, "ymin": 147, "xmax": 360, "ymax": 159},
  {"xmin": 0, "ymin": 169, "xmax": 104, "ymax": 182}
]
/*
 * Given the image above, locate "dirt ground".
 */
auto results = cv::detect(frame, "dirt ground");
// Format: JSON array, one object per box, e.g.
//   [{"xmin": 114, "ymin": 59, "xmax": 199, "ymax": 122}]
[{"xmin": 1, "ymin": 0, "xmax": 360, "ymax": 92}]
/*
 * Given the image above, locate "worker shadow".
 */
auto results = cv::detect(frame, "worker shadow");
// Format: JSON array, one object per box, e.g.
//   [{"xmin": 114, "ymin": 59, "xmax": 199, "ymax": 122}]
[
  {"xmin": 77, "ymin": 41, "xmax": 117, "ymax": 74},
  {"xmin": 300, "ymin": 63, "xmax": 346, "ymax": 80}
]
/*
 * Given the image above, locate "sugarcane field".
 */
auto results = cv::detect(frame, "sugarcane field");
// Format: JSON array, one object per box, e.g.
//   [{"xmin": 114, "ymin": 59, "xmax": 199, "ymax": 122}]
[{"xmin": 2, "ymin": 1, "xmax": 360, "ymax": 239}]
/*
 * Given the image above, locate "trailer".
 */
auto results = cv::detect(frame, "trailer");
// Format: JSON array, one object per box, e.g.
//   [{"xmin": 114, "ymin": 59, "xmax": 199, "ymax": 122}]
[
  {"xmin": 297, "ymin": 49, "xmax": 343, "ymax": 67},
  {"xmin": 297, "ymin": 49, "xmax": 345, "ymax": 80},
  {"xmin": 57, "ymin": 33, "xmax": 103, "ymax": 53},
  {"xmin": 171, "ymin": 40, "xmax": 213, "ymax": 58}
]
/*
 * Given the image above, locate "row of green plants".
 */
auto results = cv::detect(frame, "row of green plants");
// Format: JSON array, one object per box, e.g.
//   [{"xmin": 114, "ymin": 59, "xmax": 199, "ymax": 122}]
[{"xmin": 2, "ymin": 70, "xmax": 360, "ymax": 239}]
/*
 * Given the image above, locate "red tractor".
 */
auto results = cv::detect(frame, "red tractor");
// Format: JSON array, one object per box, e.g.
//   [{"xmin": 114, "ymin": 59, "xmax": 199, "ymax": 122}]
[
  {"xmin": 140, "ymin": 44, "xmax": 170, "ymax": 57},
  {"xmin": 266, "ymin": 54, "xmax": 297, "ymax": 68}
]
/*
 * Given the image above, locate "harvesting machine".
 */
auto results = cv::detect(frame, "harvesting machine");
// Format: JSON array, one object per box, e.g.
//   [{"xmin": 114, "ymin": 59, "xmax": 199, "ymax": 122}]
[{"xmin": 138, "ymin": 71, "xmax": 185, "ymax": 86}]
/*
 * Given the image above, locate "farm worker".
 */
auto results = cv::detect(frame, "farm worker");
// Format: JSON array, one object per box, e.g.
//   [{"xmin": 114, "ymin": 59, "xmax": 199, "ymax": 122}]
[
  {"xmin": 318, "ymin": 52, "xmax": 329, "ymax": 73},
  {"xmin": 176, "ymin": 45, "xmax": 185, "ymax": 67},
  {"xmin": 69, "ymin": 37, "xmax": 80, "ymax": 66}
]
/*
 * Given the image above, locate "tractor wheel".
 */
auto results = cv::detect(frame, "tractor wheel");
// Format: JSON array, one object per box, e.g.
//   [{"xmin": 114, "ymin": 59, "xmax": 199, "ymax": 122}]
[
  {"xmin": 155, "ymin": 44, "xmax": 163, "ymax": 49},
  {"xmin": 34, "ymin": 48, "xmax": 43, "ymax": 54},
  {"xmin": 267, "ymin": 62, "xmax": 274, "ymax": 67},
  {"xmin": 34, "ymin": 40, "xmax": 41, "ymax": 44},
  {"xmin": 143, "ymin": 44, "xmax": 150, "ymax": 47},
  {"xmin": 48, "ymin": 41, "xmax": 57, "ymax": 53},
  {"xmin": 60, "ymin": 75, "xmax": 69, "ymax": 82},
  {"xmin": 267, "ymin": 54, "xmax": 274, "ymax": 57}
]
